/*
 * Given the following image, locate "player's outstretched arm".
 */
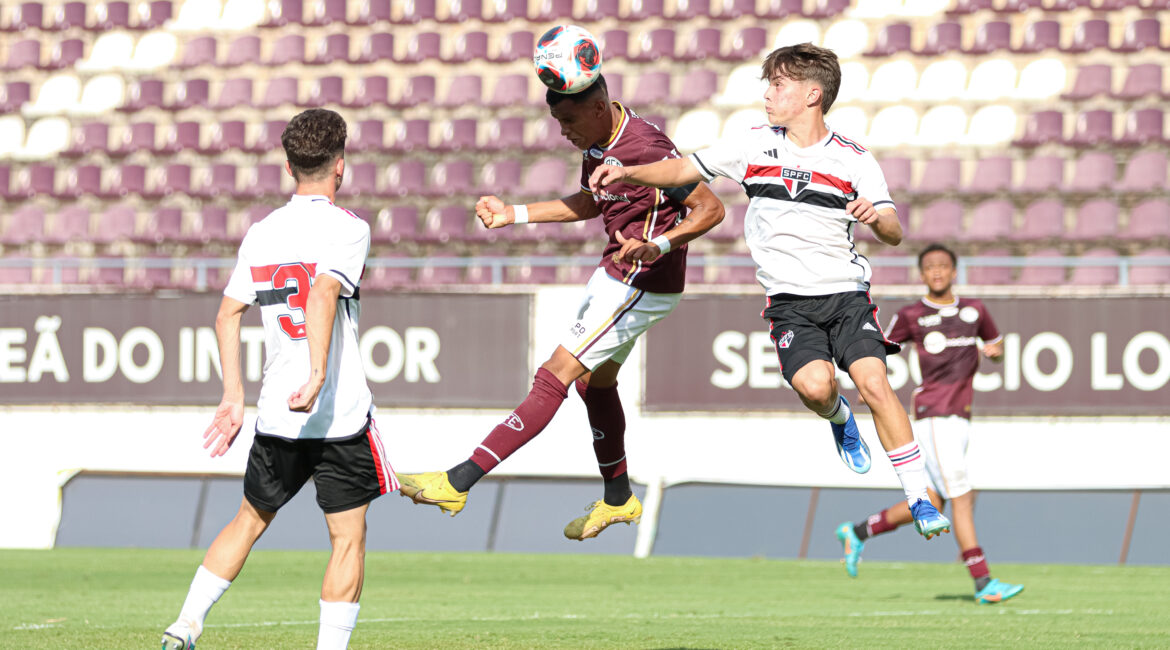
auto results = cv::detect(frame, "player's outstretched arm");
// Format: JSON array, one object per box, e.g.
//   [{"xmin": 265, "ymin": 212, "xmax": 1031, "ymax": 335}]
[
  {"xmin": 205, "ymin": 297, "xmax": 249, "ymax": 457},
  {"xmin": 589, "ymin": 157, "xmax": 704, "ymax": 194},
  {"xmin": 850, "ymin": 200, "xmax": 902, "ymax": 246},
  {"xmin": 288, "ymin": 274, "xmax": 342, "ymax": 413},
  {"xmin": 612, "ymin": 183, "xmax": 726, "ymax": 264},
  {"xmin": 475, "ymin": 192, "xmax": 600, "ymax": 228}
]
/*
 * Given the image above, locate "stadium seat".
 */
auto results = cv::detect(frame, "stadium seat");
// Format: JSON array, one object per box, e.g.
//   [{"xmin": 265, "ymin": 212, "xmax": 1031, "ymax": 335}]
[
  {"xmin": 913, "ymin": 157, "xmax": 962, "ymax": 195},
  {"xmin": 506, "ymin": 257, "xmax": 560, "ymax": 284},
  {"xmin": 196, "ymin": 164, "xmax": 239, "ymax": 199},
  {"xmin": 137, "ymin": 1, "xmax": 173, "ymax": 29},
  {"xmin": 267, "ymin": 34, "xmax": 306, "ymax": 66},
  {"xmin": 678, "ymin": 28, "xmax": 722, "ymax": 62},
  {"xmin": 626, "ymin": 0, "xmax": 666, "ymax": 19},
  {"xmin": 136, "ymin": 207, "xmax": 186, "ymax": 244},
  {"xmin": 1117, "ymin": 152, "xmax": 1168, "ymax": 193},
  {"xmin": 1112, "ymin": 63, "xmax": 1162, "ymax": 100},
  {"xmin": 1069, "ymin": 248, "xmax": 1120, "ymax": 286},
  {"xmin": 43, "ymin": 38, "xmax": 84, "ymax": 70},
  {"xmin": 1061, "ymin": 64, "xmax": 1112, "ymax": 101},
  {"xmin": 50, "ymin": 2, "xmax": 88, "ymax": 30},
  {"xmin": 433, "ymin": 118, "xmax": 478, "ymax": 152},
  {"xmin": 1013, "ymin": 111, "xmax": 1064, "ymax": 148},
  {"xmin": 1013, "ymin": 20, "xmax": 1061, "ymax": 53},
  {"xmin": 0, "ymin": 264, "xmax": 33, "ymax": 285},
  {"xmin": 1015, "ymin": 155, "xmax": 1064, "ymax": 193},
  {"xmin": 383, "ymin": 159, "xmax": 427, "ymax": 197},
  {"xmin": 2, "ymin": 3, "xmax": 45, "ymax": 31},
  {"xmin": 390, "ymin": 119, "xmax": 431, "ymax": 153},
  {"xmin": 630, "ymin": 28, "xmax": 677, "ymax": 63},
  {"xmin": 674, "ymin": 69, "xmax": 718, "ymax": 106},
  {"xmin": 398, "ymin": 0, "xmax": 438, "ymax": 23},
  {"xmin": 363, "ymin": 259, "xmax": 415, "ymax": 289},
  {"xmin": 1067, "ymin": 199, "xmax": 1120, "ymax": 241},
  {"xmin": 1117, "ymin": 109, "xmax": 1166, "ymax": 147},
  {"xmin": 159, "ymin": 121, "xmax": 200, "ymax": 154},
  {"xmin": 437, "ymin": 74, "xmax": 481, "ymax": 108},
  {"xmin": 119, "ymin": 78, "xmax": 165, "ymax": 113},
  {"xmin": 1, "ymin": 206, "xmax": 46, "ymax": 245},
  {"xmin": 0, "ymin": 81, "xmax": 31, "ymax": 112},
  {"xmin": 602, "ymin": 72, "xmax": 624, "ymax": 100},
  {"xmin": 56, "ymin": 164, "xmax": 103, "ymax": 198},
  {"xmin": 964, "ymin": 21, "xmax": 1011, "ymax": 54},
  {"xmin": 243, "ymin": 164, "xmax": 287, "ymax": 198},
  {"xmin": 167, "ymin": 78, "xmax": 210, "ymax": 110},
  {"xmin": 1112, "ymin": 18, "xmax": 1162, "ymax": 53},
  {"xmin": 0, "ymin": 165, "xmax": 12, "ymax": 201},
  {"xmin": 1016, "ymin": 248, "xmax": 1066, "ymax": 284},
  {"xmin": 348, "ymin": 119, "xmax": 385, "ymax": 152},
  {"xmin": 962, "ymin": 200, "xmax": 1014, "ymax": 242},
  {"xmin": 477, "ymin": 158, "xmax": 523, "ymax": 195},
  {"xmin": 709, "ymin": 203, "xmax": 746, "ymax": 243},
  {"xmin": 965, "ymin": 248, "xmax": 1014, "ymax": 285},
  {"xmin": 110, "ymin": 121, "xmax": 155, "ymax": 156},
  {"xmin": 487, "ymin": 75, "xmax": 531, "ymax": 108},
  {"xmin": 94, "ymin": 2, "xmax": 131, "ymax": 30},
  {"xmin": 61, "ymin": 122, "xmax": 109, "ymax": 158},
  {"xmin": 307, "ymin": 0, "xmax": 348, "ymax": 25},
  {"xmin": 391, "ymin": 75, "xmax": 436, "ymax": 108},
  {"xmin": 371, "ymin": 206, "xmax": 419, "ymax": 244},
  {"xmin": 524, "ymin": 117, "xmax": 568, "ymax": 152},
  {"xmin": 723, "ymin": 26, "xmax": 767, "ymax": 62},
  {"xmin": 351, "ymin": 0, "xmax": 392, "ymax": 23},
  {"xmin": 427, "ymin": 159, "xmax": 476, "ymax": 197},
  {"xmin": 399, "ymin": 32, "xmax": 441, "ymax": 63},
  {"xmin": 244, "ymin": 120, "xmax": 287, "ymax": 153},
  {"xmin": 806, "ymin": 0, "xmax": 848, "ymax": 17},
  {"xmin": 489, "ymin": 31, "xmax": 534, "ymax": 63},
  {"xmin": 1064, "ymin": 110, "xmax": 1114, "ymax": 147},
  {"xmin": 1120, "ymin": 199, "xmax": 1170, "ymax": 240},
  {"xmin": 198, "ymin": 121, "xmax": 246, "ymax": 155},
  {"xmin": 310, "ymin": 34, "xmax": 350, "ymax": 65},
  {"xmin": 223, "ymin": 35, "xmax": 262, "ymax": 67},
  {"xmin": 93, "ymin": 205, "xmax": 137, "ymax": 244},
  {"xmin": 145, "ymin": 163, "xmax": 190, "ymax": 199},
  {"xmin": 917, "ymin": 21, "xmax": 963, "ymax": 55},
  {"xmin": 261, "ymin": 0, "xmax": 304, "ymax": 27},
  {"xmin": 1062, "ymin": 19, "xmax": 1110, "ymax": 53},
  {"xmin": 909, "ymin": 200, "xmax": 963, "ymax": 242},
  {"xmin": 1130, "ymin": 248, "xmax": 1170, "ymax": 284},
  {"xmin": 482, "ymin": 117, "xmax": 525, "ymax": 152},
  {"xmin": 192, "ymin": 207, "xmax": 228, "ymax": 244},
  {"xmin": 484, "ymin": 0, "xmax": 526, "ymax": 20},
  {"xmin": 354, "ymin": 33, "xmax": 394, "ymax": 63},
  {"xmin": 1065, "ymin": 152, "xmax": 1116, "ymax": 194},
  {"xmin": 14, "ymin": 164, "xmax": 55, "ymax": 199},
  {"xmin": 345, "ymin": 75, "xmax": 390, "ymax": 108},
  {"xmin": 961, "ymin": 156, "xmax": 1012, "ymax": 195},
  {"xmin": 1012, "ymin": 200, "xmax": 1065, "ymax": 241},
  {"xmin": 339, "ymin": 162, "xmax": 380, "ymax": 198},
  {"xmin": 758, "ymin": 0, "xmax": 802, "ymax": 17},
  {"xmin": 878, "ymin": 157, "xmax": 911, "ymax": 194},
  {"xmin": 445, "ymin": 31, "xmax": 489, "ymax": 63},
  {"xmin": 598, "ymin": 29, "xmax": 630, "ymax": 61},
  {"xmin": 438, "ymin": 0, "xmax": 482, "ymax": 22},
  {"xmin": 46, "ymin": 205, "xmax": 91, "ymax": 244},
  {"xmin": 418, "ymin": 205, "xmax": 472, "ymax": 243},
  {"xmin": 580, "ymin": 0, "xmax": 621, "ymax": 21},
  {"xmin": 866, "ymin": 23, "xmax": 912, "ymax": 57},
  {"xmin": 517, "ymin": 157, "xmax": 570, "ymax": 198},
  {"xmin": 259, "ymin": 76, "xmax": 300, "ymax": 108},
  {"xmin": 4, "ymin": 39, "xmax": 41, "ymax": 70},
  {"xmin": 630, "ymin": 71, "xmax": 671, "ymax": 106},
  {"xmin": 533, "ymin": 0, "xmax": 574, "ymax": 20}
]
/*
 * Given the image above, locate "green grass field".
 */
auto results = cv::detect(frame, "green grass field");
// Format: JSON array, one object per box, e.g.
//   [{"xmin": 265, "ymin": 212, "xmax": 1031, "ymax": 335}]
[{"xmin": 1, "ymin": 549, "xmax": 1166, "ymax": 649}]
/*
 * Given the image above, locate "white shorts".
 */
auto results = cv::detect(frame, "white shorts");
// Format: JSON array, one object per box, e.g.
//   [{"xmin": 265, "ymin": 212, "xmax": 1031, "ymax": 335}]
[
  {"xmin": 912, "ymin": 415, "xmax": 972, "ymax": 500},
  {"xmin": 560, "ymin": 268, "xmax": 681, "ymax": 372}
]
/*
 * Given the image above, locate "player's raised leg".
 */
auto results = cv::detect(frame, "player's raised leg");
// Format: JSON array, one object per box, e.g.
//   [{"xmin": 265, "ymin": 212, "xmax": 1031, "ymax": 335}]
[
  {"xmin": 397, "ymin": 346, "xmax": 584, "ymax": 515},
  {"xmin": 788, "ymin": 359, "xmax": 871, "ymax": 474},
  {"xmin": 564, "ymin": 361, "xmax": 642, "ymax": 540},
  {"xmin": 849, "ymin": 356, "xmax": 950, "ymax": 539},
  {"xmin": 163, "ymin": 498, "xmax": 275, "ymax": 649}
]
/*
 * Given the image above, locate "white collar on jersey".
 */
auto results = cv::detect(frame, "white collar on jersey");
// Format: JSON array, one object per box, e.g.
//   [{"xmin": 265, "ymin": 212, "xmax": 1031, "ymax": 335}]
[{"xmin": 921, "ymin": 296, "xmax": 960, "ymax": 309}]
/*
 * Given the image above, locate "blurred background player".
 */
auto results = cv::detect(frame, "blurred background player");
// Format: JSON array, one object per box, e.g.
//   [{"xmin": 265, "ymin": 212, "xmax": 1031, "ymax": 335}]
[
  {"xmin": 162, "ymin": 109, "xmax": 395, "ymax": 650},
  {"xmin": 396, "ymin": 75, "xmax": 725, "ymax": 540},
  {"xmin": 589, "ymin": 44, "xmax": 951, "ymax": 540},
  {"xmin": 836, "ymin": 243, "xmax": 1024, "ymax": 605}
]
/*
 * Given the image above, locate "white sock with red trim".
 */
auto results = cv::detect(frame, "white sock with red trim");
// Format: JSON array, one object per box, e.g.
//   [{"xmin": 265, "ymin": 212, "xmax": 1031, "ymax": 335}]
[{"xmin": 887, "ymin": 441, "xmax": 930, "ymax": 508}]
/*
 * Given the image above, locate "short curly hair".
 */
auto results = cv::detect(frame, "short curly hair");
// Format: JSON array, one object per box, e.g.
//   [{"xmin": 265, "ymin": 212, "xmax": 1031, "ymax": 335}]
[
  {"xmin": 281, "ymin": 109, "xmax": 347, "ymax": 181},
  {"xmin": 761, "ymin": 43, "xmax": 841, "ymax": 114}
]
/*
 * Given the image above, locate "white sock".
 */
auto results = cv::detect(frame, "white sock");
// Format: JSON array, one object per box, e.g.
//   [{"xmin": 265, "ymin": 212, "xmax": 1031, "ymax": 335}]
[
  {"xmin": 818, "ymin": 395, "xmax": 851, "ymax": 425},
  {"xmin": 887, "ymin": 441, "xmax": 930, "ymax": 508},
  {"xmin": 317, "ymin": 600, "xmax": 360, "ymax": 650},
  {"xmin": 177, "ymin": 565, "xmax": 231, "ymax": 630}
]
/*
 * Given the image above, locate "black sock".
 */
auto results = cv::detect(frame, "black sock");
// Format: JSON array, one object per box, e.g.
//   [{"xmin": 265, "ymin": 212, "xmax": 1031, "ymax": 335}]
[
  {"xmin": 853, "ymin": 522, "xmax": 870, "ymax": 542},
  {"xmin": 603, "ymin": 473, "xmax": 632, "ymax": 507},
  {"xmin": 446, "ymin": 460, "xmax": 485, "ymax": 493},
  {"xmin": 974, "ymin": 576, "xmax": 992, "ymax": 592}
]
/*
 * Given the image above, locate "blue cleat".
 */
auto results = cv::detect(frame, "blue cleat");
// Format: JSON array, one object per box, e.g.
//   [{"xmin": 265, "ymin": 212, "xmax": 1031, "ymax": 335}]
[
  {"xmin": 835, "ymin": 522, "xmax": 864, "ymax": 578},
  {"xmin": 830, "ymin": 397, "xmax": 871, "ymax": 474},
  {"xmin": 910, "ymin": 499, "xmax": 951, "ymax": 540},
  {"xmin": 975, "ymin": 578, "xmax": 1024, "ymax": 604}
]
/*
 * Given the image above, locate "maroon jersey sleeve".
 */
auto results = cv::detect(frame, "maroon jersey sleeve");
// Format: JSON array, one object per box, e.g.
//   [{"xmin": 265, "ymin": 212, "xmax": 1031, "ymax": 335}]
[
  {"xmin": 886, "ymin": 306, "xmax": 914, "ymax": 344},
  {"xmin": 975, "ymin": 300, "xmax": 1001, "ymax": 342}
]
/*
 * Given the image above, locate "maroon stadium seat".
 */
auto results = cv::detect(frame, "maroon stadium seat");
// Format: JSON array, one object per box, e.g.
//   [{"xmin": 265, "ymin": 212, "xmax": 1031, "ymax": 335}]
[
  {"xmin": 723, "ymin": 26, "xmax": 767, "ymax": 62},
  {"xmin": 383, "ymin": 159, "xmax": 427, "ymax": 197},
  {"xmin": 518, "ymin": 157, "xmax": 570, "ymax": 198},
  {"xmin": 199, "ymin": 120, "xmax": 247, "ymax": 154},
  {"xmin": 303, "ymin": 75, "xmax": 343, "ymax": 107},
  {"xmin": 487, "ymin": 75, "xmax": 530, "ymax": 108},
  {"xmin": 1012, "ymin": 200, "xmax": 1065, "ymax": 241},
  {"xmin": 47, "ymin": 205, "xmax": 91, "ymax": 244},
  {"xmin": 806, "ymin": 0, "xmax": 850, "ymax": 18},
  {"xmin": 961, "ymin": 200, "xmax": 1014, "ymax": 242},
  {"xmin": 626, "ymin": 0, "xmax": 665, "ymax": 19},
  {"xmin": 1066, "ymin": 199, "xmax": 1120, "ymax": 241},
  {"xmin": 339, "ymin": 162, "xmax": 380, "ymax": 199},
  {"xmin": 909, "ymin": 200, "xmax": 963, "ymax": 242},
  {"xmin": 56, "ymin": 164, "xmax": 103, "ymax": 198},
  {"xmin": 244, "ymin": 164, "xmax": 286, "ymax": 198},
  {"xmin": 196, "ymin": 164, "xmax": 239, "ymax": 199},
  {"xmin": 43, "ymin": 38, "xmax": 84, "ymax": 70},
  {"xmin": 598, "ymin": 29, "xmax": 630, "ymax": 61},
  {"xmin": 1112, "ymin": 18, "xmax": 1162, "ymax": 53},
  {"xmin": 533, "ymin": 0, "xmax": 574, "ymax": 21},
  {"xmin": 445, "ymin": 31, "xmax": 489, "ymax": 63},
  {"xmin": 50, "ymin": 2, "xmax": 88, "ymax": 30},
  {"xmin": 1, "ymin": 206, "xmax": 46, "ymax": 245},
  {"xmin": 223, "ymin": 35, "xmax": 261, "ymax": 67},
  {"xmin": 391, "ymin": 75, "xmax": 436, "ymax": 108},
  {"xmin": 1130, "ymin": 249, "xmax": 1170, "ymax": 284},
  {"xmin": 120, "ymin": 78, "xmax": 165, "ymax": 112},
  {"xmin": 965, "ymin": 248, "xmax": 1014, "ymax": 285},
  {"xmin": 245, "ymin": 120, "xmax": 288, "ymax": 153},
  {"xmin": 678, "ymin": 28, "xmax": 722, "ymax": 62},
  {"xmin": 100, "ymin": 165, "xmax": 146, "ymax": 199},
  {"xmin": 267, "ymin": 34, "xmax": 306, "ymax": 66},
  {"xmin": 259, "ymin": 77, "xmax": 300, "ymax": 108},
  {"xmin": 1111, "ymin": 63, "xmax": 1162, "ymax": 100},
  {"xmin": 1062, "ymin": 19, "xmax": 1110, "ymax": 53},
  {"xmin": 417, "ymin": 254, "xmax": 464, "ymax": 286},
  {"xmin": 1016, "ymin": 248, "xmax": 1066, "ymax": 285},
  {"xmin": 759, "ymin": 0, "xmax": 804, "ymax": 17},
  {"xmin": 93, "ymin": 1, "xmax": 131, "ymax": 30},
  {"xmin": 1061, "ymin": 64, "xmax": 1112, "ymax": 101},
  {"xmin": 964, "ymin": 21, "xmax": 1012, "ymax": 55},
  {"xmin": 506, "ymin": 257, "xmax": 560, "ymax": 285},
  {"xmin": 961, "ymin": 156, "xmax": 1012, "ymax": 195},
  {"xmin": 482, "ymin": 117, "xmax": 525, "ymax": 152},
  {"xmin": 630, "ymin": 28, "xmax": 677, "ymax": 63},
  {"xmin": 714, "ymin": 260, "xmax": 764, "ymax": 285},
  {"xmin": 214, "ymin": 78, "xmax": 254, "ymax": 109},
  {"xmin": 580, "ymin": 0, "xmax": 621, "ymax": 21},
  {"xmin": 917, "ymin": 21, "xmax": 963, "ymax": 55},
  {"xmin": 490, "ymin": 31, "xmax": 534, "ymax": 63},
  {"xmin": 111, "ymin": 121, "xmax": 156, "ymax": 156},
  {"xmin": 310, "ymin": 33, "xmax": 350, "ymax": 65},
  {"xmin": 419, "ymin": 205, "xmax": 473, "ymax": 244},
  {"xmin": 261, "ymin": 0, "xmax": 304, "ymax": 27},
  {"xmin": 912, "ymin": 157, "xmax": 961, "ymax": 195},
  {"xmin": 866, "ymin": 23, "xmax": 913, "ymax": 57},
  {"xmin": 354, "ymin": 33, "xmax": 394, "ymax": 63},
  {"xmin": 397, "ymin": 0, "xmax": 437, "ymax": 23},
  {"xmin": 195, "ymin": 206, "xmax": 230, "ymax": 244},
  {"xmin": 0, "ymin": 81, "xmax": 31, "ymax": 112},
  {"xmin": 1117, "ymin": 109, "xmax": 1166, "ymax": 147},
  {"xmin": 350, "ymin": 0, "xmax": 391, "ymax": 24},
  {"xmin": 168, "ymin": 78, "xmax": 210, "ymax": 110},
  {"xmin": 307, "ymin": 0, "xmax": 348, "ymax": 25},
  {"xmin": 371, "ymin": 206, "xmax": 419, "ymax": 245},
  {"xmin": 363, "ymin": 259, "xmax": 415, "ymax": 290},
  {"xmin": 345, "ymin": 76, "xmax": 389, "ymax": 108},
  {"xmin": 672, "ymin": 0, "xmax": 709, "ymax": 19},
  {"xmin": 525, "ymin": 117, "xmax": 567, "ymax": 152},
  {"xmin": 433, "ymin": 118, "xmax": 478, "ymax": 152},
  {"xmin": 1013, "ymin": 111, "xmax": 1064, "ymax": 148},
  {"xmin": 399, "ymin": 32, "xmax": 441, "ymax": 63},
  {"xmin": 1064, "ymin": 151, "xmax": 1116, "ymax": 194},
  {"xmin": 348, "ymin": 119, "xmax": 385, "ymax": 152},
  {"xmin": 0, "ymin": 165, "xmax": 10, "ymax": 202},
  {"xmin": 138, "ymin": 1, "xmax": 173, "ymax": 29},
  {"xmin": 146, "ymin": 163, "xmax": 191, "ymax": 198},
  {"xmin": 1120, "ymin": 199, "xmax": 1170, "ymax": 240},
  {"xmin": 17, "ymin": 164, "xmax": 55, "ymax": 199},
  {"xmin": 709, "ymin": 203, "xmax": 746, "ymax": 243},
  {"xmin": 426, "ymin": 159, "xmax": 476, "ymax": 197},
  {"xmin": 3, "ymin": 3, "xmax": 45, "ymax": 31},
  {"xmin": 1117, "ymin": 152, "xmax": 1168, "ymax": 193},
  {"xmin": 62, "ymin": 122, "xmax": 110, "ymax": 157},
  {"xmin": 631, "ymin": 71, "xmax": 672, "ymax": 106},
  {"xmin": 1069, "ymin": 248, "xmax": 1120, "ymax": 286},
  {"xmin": 160, "ymin": 121, "xmax": 201, "ymax": 154},
  {"xmin": 675, "ymin": 69, "xmax": 717, "ymax": 106},
  {"xmin": 878, "ymin": 156, "xmax": 912, "ymax": 194},
  {"xmin": 389, "ymin": 119, "xmax": 431, "ymax": 152},
  {"xmin": 1064, "ymin": 109, "xmax": 1114, "ymax": 147},
  {"xmin": 1013, "ymin": 20, "xmax": 1061, "ymax": 53},
  {"xmin": 438, "ymin": 0, "xmax": 481, "ymax": 22},
  {"xmin": 483, "ymin": 0, "xmax": 526, "ymax": 21},
  {"xmin": 1014, "ymin": 155, "xmax": 1064, "ymax": 193},
  {"xmin": 136, "ymin": 207, "xmax": 187, "ymax": 244},
  {"xmin": 715, "ymin": 0, "xmax": 755, "ymax": 19},
  {"xmin": 4, "ymin": 40, "xmax": 41, "ymax": 70},
  {"xmin": 436, "ymin": 74, "xmax": 482, "ymax": 109},
  {"xmin": 94, "ymin": 205, "xmax": 137, "ymax": 244}
]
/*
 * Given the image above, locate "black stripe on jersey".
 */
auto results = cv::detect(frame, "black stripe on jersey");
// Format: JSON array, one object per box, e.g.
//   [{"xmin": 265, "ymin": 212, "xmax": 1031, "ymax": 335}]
[
  {"xmin": 330, "ymin": 269, "xmax": 356, "ymax": 292},
  {"xmin": 256, "ymin": 285, "xmax": 298, "ymax": 307},
  {"xmin": 874, "ymin": 200, "xmax": 896, "ymax": 210},
  {"xmin": 690, "ymin": 153, "xmax": 716, "ymax": 180},
  {"xmin": 745, "ymin": 182, "xmax": 850, "ymax": 210}
]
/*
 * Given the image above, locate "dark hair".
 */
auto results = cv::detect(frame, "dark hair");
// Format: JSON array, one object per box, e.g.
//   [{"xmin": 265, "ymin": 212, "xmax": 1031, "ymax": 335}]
[
  {"xmin": 760, "ymin": 43, "xmax": 841, "ymax": 114},
  {"xmin": 545, "ymin": 74, "xmax": 609, "ymax": 108},
  {"xmin": 281, "ymin": 108, "xmax": 347, "ymax": 181},
  {"xmin": 918, "ymin": 243, "xmax": 958, "ymax": 269}
]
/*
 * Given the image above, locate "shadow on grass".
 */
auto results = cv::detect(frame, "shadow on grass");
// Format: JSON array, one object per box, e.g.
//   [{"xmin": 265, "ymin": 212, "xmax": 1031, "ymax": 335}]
[{"xmin": 933, "ymin": 593, "xmax": 976, "ymax": 602}]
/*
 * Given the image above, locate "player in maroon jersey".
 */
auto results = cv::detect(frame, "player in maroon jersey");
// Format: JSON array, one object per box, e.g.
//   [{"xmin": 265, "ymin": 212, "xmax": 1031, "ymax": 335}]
[
  {"xmin": 396, "ymin": 75, "xmax": 726, "ymax": 540},
  {"xmin": 836, "ymin": 244, "xmax": 1024, "ymax": 604}
]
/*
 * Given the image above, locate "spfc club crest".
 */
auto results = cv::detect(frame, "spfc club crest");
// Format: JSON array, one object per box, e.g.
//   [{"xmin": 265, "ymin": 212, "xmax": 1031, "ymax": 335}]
[
  {"xmin": 781, "ymin": 167, "xmax": 811, "ymax": 196},
  {"xmin": 777, "ymin": 330, "xmax": 795, "ymax": 349}
]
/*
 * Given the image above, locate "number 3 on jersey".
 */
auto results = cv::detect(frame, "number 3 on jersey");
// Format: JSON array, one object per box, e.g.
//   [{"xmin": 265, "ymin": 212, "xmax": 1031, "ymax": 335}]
[{"xmin": 272, "ymin": 263, "xmax": 313, "ymax": 340}]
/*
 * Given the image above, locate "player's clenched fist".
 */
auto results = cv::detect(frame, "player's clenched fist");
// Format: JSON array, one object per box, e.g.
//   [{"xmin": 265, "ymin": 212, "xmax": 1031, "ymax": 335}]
[
  {"xmin": 588, "ymin": 164, "xmax": 627, "ymax": 194},
  {"xmin": 846, "ymin": 197, "xmax": 878, "ymax": 224},
  {"xmin": 475, "ymin": 195, "xmax": 511, "ymax": 229},
  {"xmin": 612, "ymin": 230, "xmax": 663, "ymax": 264}
]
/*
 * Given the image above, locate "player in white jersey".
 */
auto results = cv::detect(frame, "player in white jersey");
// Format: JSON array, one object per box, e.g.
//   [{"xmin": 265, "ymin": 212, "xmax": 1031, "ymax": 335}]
[
  {"xmin": 590, "ymin": 43, "xmax": 951, "ymax": 540},
  {"xmin": 163, "ymin": 109, "xmax": 395, "ymax": 650}
]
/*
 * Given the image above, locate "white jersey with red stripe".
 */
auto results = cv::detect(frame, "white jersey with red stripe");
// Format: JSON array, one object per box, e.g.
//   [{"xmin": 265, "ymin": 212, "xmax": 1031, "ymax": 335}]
[
  {"xmin": 689, "ymin": 124, "xmax": 894, "ymax": 296},
  {"xmin": 223, "ymin": 194, "xmax": 372, "ymax": 441}
]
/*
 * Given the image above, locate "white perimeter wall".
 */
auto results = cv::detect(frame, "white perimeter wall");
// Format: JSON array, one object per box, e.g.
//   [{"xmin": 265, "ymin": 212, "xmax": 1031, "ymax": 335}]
[{"xmin": 3, "ymin": 286, "xmax": 1168, "ymax": 548}]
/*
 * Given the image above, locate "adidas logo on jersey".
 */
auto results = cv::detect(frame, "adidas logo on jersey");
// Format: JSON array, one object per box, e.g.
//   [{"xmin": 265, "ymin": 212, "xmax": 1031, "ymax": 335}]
[{"xmin": 764, "ymin": 148, "xmax": 778, "ymax": 159}]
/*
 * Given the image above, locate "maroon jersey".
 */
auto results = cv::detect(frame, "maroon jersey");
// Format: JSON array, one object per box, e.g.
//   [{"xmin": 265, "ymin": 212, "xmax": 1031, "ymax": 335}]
[
  {"xmin": 579, "ymin": 102, "xmax": 690, "ymax": 294},
  {"xmin": 886, "ymin": 297, "xmax": 1001, "ymax": 420}
]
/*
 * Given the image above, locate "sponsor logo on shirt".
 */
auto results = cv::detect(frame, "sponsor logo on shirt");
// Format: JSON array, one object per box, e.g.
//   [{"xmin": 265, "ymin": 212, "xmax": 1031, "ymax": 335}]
[
  {"xmin": 960, "ymin": 306, "xmax": 980, "ymax": 323},
  {"xmin": 923, "ymin": 331, "xmax": 979, "ymax": 355},
  {"xmin": 781, "ymin": 167, "xmax": 812, "ymax": 197},
  {"xmin": 764, "ymin": 148, "xmax": 779, "ymax": 159},
  {"xmin": 918, "ymin": 314, "xmax": 943, "ymax": 327},
  {"xmin": 594, "ymin": 190, "xmax": 632, "ymax": 202}
]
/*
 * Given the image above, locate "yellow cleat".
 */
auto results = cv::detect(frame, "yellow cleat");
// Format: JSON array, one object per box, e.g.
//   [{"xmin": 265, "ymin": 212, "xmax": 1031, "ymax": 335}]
[
  {"xmin": 563, "ymin": 494, "xmax": 643, "ymax": 541},
  {"xmin": 396, "ymin": 471, "xmax": 468, "ymax": 516}
]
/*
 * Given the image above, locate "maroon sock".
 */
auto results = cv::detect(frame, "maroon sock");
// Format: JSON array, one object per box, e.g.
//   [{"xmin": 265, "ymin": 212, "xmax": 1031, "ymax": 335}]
[
  {"xmin": 962, "ymin": 546, "xmax": 991, "ymax": 580},
  {"xmin": 470, "ymin": 368, "xmax": 568, "ymax": 472},
  {"xmin": 575, "ymin": 380, "xmax": 628, "ymax": 480},
  {"xmin": 865, "ymin": 508, "xmax": 899, "ymax": 538}
]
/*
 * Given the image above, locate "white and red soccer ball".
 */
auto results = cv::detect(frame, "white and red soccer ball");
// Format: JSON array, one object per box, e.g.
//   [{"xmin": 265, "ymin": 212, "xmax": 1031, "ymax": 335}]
[{"xmin": 533, "ymin": 25, "xmax": 603, "ymax": 94}]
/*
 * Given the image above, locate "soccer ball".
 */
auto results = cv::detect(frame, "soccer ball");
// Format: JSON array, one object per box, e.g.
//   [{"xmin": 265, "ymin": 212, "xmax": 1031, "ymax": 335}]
[{"xmin": 533, "ymin": 25, "xmax": 603, "ymax": 94}]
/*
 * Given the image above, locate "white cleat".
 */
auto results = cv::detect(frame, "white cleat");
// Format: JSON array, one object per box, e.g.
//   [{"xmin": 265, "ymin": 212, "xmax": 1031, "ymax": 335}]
[{"xmin": 161, "ymin": 617, "xmax": 201, "ymax": 650}]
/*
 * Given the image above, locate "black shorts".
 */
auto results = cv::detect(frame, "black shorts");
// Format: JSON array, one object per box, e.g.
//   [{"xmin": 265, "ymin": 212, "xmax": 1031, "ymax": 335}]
[
  {"xmin": 243, "ymin": 419, "xmax": 395, "ymax": 515},
  {"xmin": 762, "ymin": 291, "xmax": 901, "ymax": 384}
]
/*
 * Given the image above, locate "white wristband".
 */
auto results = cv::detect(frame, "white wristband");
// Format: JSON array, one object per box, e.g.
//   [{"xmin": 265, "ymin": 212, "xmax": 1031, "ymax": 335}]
[
  {"xmin": 511, "ymin": 204, "xmax": 529, "ymax": 224},
  {"xmin": 650, "ymin": 234, "xmax": 671, "ymax": 255}
]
